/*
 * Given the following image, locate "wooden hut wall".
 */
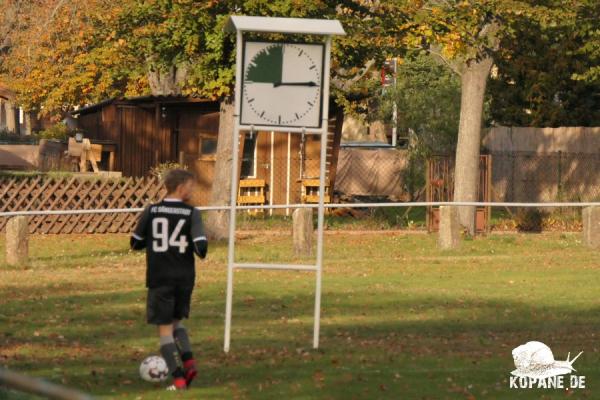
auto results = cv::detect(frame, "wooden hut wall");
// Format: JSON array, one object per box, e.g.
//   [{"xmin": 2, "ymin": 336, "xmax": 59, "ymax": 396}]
[
  {"xmin": 73, "ymin": 100, "xmax": 341, "ymax": 209},
  {"xmin": 224, "ymin": 111, "xmax": 339, "ymax": 213},
  {"xmin": 271, "ymin": 132, "xmax": 288, "ymax": 207},
  {"xmin": 289, "ymin": 133, "xmax": 303, "ymax": 205},
  {"xmin": 77, "ymin": 110, "xmax": 101, "ymax": 138},
  {"xmin": 77, "ymin": 104, "xmax": 118, "ymax": 141},
  {"xmin": 182, "ymin": 108, "xmax": 220, "ymax": 204},
  {"xmin": 117, "ymin": 106, "xmax": 152, "ymax": 176},
  {"xmin": 236, "ymin": 110, "xmax": 341, "ymax": 214}
]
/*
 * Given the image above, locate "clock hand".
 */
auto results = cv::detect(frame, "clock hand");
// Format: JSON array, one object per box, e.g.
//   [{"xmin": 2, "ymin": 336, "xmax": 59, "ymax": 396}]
[{"xmin": 273, "ymin": 81, "xmax": 317, "ymax": 88}]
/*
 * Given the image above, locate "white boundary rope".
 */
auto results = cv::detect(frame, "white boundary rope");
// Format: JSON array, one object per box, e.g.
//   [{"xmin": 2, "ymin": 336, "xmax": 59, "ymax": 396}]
[
  {"xmin": 0, "ymin": 367, "xmax": 94, "ymax": 400},
  {"xmin": 2, "ymin": 199, "xmax": 597, "ymax": 355},
  {"xmin": 2, "ymin": 201, "xmax": 600, "ymax": 218}
]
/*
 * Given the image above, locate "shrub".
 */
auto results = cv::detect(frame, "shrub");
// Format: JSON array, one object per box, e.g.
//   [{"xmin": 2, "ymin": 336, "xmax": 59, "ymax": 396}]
[
  {"xmin": 36, "ymin": 123, "xmax": 71, "ymax": 141},
  {"xmin": 0, "ymin": 128, "xmax": 39, "ymax": 144},
  {"xmin": 515, "ymin": 208, "xmax": 547, "ymax": 232}
]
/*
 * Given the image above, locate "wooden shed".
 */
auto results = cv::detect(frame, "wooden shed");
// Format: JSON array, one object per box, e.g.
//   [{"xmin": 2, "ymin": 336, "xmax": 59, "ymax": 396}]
[{"xmin": 72, "ymin": 96, "xmax": 343, "ymax": 209}]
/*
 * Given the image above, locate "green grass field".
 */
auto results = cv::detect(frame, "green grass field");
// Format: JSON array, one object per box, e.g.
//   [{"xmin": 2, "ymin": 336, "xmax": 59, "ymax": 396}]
[{"xmin": 1, "ymin": 231, "xmax": 599, "ymax": 399}]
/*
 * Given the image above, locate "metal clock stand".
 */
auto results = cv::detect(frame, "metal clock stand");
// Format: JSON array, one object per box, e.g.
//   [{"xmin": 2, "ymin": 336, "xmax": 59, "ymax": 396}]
[{"xmin": 224, "ymin": 16, "xmax": 345, "ymax": 352}]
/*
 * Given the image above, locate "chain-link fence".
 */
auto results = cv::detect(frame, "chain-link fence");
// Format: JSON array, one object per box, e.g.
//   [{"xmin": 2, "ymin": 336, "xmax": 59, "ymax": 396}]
[
  {"xmin": 333, "ymin": 150, "xmax": 600, "ymax": 205},
  {"xmin": 332, "ymin": 147, "xmax": 424, "ymax": 202},
  {"xmin": 4, "ymin": 148, "xmax": 598, "ymax": 231},
  {"xmin": 236, "ymin": 155, "xmax": 337, "ymax": 214},
  {"xmin": 490, "ymin": 151, "xmax": 600, "ymax": 203}
]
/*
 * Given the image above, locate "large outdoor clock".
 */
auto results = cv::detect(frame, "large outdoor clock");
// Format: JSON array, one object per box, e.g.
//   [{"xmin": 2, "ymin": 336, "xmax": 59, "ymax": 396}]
[{"xmin": 240, "ymin": 41, "xmax": 325, "ymax": 129}]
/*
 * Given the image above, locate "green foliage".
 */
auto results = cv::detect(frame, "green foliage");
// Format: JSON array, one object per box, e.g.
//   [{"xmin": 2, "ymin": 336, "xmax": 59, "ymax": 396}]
[
  {"xmin": 1, "ymin": 0, "xmax": 398, "ymax": 118},
  {"xmin": 375, "ymin": 52, "xmax": 461, "ymax": 200},
  {"xmin": 372, "ymin": 206, "xmax": 426, "ymax": 229},
  {"xmin": 0, "ymin": 129, "xmax": 38, "ymax": 144},
  {"xmin": 2, "ymin": 0, "xmax": 592, "ymax": 132},
  {"xmin": 403, "ymin": 1, "xmax": 576, "ymax": 66},
  {"xmin": 380, "ymin": 52, "xmax": 461, "ymax": 155},
  {"xmin": 36, "ymin": 123, "xmax": 70, "ymax": 141},
  {"xmin": 570, "ymin": 0, "xmax": 600, "ymax": 83},
  {"xmin": 488, "ymin": 11, "xmax": 600, "ymax": 126}
]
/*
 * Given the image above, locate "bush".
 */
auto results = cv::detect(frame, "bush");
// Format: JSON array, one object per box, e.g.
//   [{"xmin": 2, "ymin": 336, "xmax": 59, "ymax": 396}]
[
  {"xmin": 0, "ymin": 128, "xmax": 39, "ymax": 144},
  {"xmin": 516, "ymin": 208, "xmax": 547, "ymax": 232},
  {"xmin": 36, "ymin": 123, "xmax": 70, "ymax": 141}
]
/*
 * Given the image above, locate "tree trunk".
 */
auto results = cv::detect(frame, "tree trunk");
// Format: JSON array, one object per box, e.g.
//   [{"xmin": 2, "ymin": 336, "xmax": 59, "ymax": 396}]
[
  {"xmin": 453, "ymin": 56, "xmax": 493, "ymax": 235},
  {"xmin": 204, "ymin": 97, "xmax": 235, "ymax": 240},
  {"xmin": 147, "ymin": 64, "xmax": 188, "ymax": 96}
]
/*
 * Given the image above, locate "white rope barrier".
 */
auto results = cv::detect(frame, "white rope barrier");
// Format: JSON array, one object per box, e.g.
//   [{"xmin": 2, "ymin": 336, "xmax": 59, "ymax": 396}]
[
  {"xmin": 0, "ymin": 367, "xmax": 94, "ymax": 400},
  {"xmin": 1, "ymin": 201, "xmax": 600, "ymax": 218}
]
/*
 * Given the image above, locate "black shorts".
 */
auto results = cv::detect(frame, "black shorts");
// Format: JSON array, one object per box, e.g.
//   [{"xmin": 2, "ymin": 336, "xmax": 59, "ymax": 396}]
[{"xmin": 146, "ymin": 285, "xmax": 193, "ymax": 325}]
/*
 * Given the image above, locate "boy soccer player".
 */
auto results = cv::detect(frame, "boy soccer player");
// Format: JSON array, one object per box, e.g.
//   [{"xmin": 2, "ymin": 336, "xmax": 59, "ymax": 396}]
[{"xmin": 130, "ymin": 169, "xmax": 207, "ymax": 390}]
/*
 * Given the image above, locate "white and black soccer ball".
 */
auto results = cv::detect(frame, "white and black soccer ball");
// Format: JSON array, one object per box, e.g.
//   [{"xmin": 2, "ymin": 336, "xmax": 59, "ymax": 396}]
[{"xmin": 139, "ymin": 355, "xmax": 169, "ymax": 382}]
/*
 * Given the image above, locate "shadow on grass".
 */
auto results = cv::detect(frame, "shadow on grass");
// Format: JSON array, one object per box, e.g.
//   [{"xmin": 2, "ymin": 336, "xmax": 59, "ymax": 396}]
[{"xmin": 2, "ymin": 286, "xmax": 599, "ymax": 399}]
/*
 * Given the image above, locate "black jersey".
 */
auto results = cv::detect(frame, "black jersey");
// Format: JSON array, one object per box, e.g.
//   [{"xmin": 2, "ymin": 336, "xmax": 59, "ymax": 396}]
[{"xmin": 131, "ymin": 199, "xmax": 207, "ymax": 288}]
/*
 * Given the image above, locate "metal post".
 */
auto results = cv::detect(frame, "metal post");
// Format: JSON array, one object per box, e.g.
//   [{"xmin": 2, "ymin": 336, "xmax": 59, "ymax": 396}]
[
  {"xmin": 270, "ymin": 131, "xmax": 275, "ymax": 216},
  {"xmin": 224, "ymin": 123, "xmax": 240, "ymax": 353},
  {"xmin": 313, "ymin": 36, "xmax": 333, "ymax": 349},
  {"xmin": 224, "ymin": 122, "xmax": 241, "ymax": 353},
  {"xmin": 391, "ymin": 58, "xmax": 397, "ymax": 147},
  {"xmin": 286, "ymin": 132, "xmax": 291, "ymax": 216},
  {"xmin": 392, "ymin": 102, "xmax": 397, "ymax": 147},
  {"xmin": 224, "ymin": 29, "xmax": 245, "ymax": 354},
  {"xmin": 314, "ymin": 128, "xmax": 327, "ymax": 349}
]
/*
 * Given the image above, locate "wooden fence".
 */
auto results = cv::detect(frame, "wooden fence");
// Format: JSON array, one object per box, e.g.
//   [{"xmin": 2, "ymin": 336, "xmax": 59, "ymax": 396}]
[{"xmin": 0, "ymin": 176, "xmax": 166, "ymax": 234}]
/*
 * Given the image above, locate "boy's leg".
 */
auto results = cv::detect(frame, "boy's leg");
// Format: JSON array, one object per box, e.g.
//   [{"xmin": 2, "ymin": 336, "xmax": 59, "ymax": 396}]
[
  {"xmin": 173, "ymin": 320, "xmax": 194, "ymax": 362},
  {"xmin": 159, "ymin": 324, "xmax": 186, "ymax": 390},
  {"xmin": 147, "ymin": 286, "xmax": 186, "ymax": 390},
  {"xmin": 173, "ymin": 285, "xmax": 197, "ymax": 386},
  {"xmin": 173, "ymin": 320, "xmax": 197, "ymax": 386}
]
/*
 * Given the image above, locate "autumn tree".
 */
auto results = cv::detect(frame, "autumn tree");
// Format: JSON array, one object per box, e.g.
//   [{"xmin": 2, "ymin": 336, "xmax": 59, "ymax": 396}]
[
  {"xmin": 571, "ymin": 0, "xmax": 600, "ymax": 84},
  {"xmin": 0, "ymin": 0, "xmax": 141, "ymax": 119},
  {"xmin": 488, "ymin": 11, "xmax": 600, "ymax": 127},
  {"xmin": 377, "ymin": 51, "xmax": 462, "ymax": 199},
  {"xmin": 401, "ymin": 0, "xmax": 577, "ymax": 234},
  {"xmin": 0, "ymin": 0, "xmax": 23, "ymax": 55},
  {"xmin": 115, "ymin": 0, "xmax": 400, "ymax": 239}
]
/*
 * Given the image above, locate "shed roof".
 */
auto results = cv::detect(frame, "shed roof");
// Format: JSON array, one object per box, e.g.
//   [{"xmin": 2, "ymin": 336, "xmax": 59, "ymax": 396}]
[
  {"xmin": 71, "ymin": 96, "xmax": 218, "ymax": 116},
  {"xmin": 225, "ymin": 15, "xmax": 345, "ymax": 36}
]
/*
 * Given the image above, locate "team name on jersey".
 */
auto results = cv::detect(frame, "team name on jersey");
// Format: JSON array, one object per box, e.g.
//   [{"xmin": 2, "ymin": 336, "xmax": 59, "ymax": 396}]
[{"xmin": 150, "ymin": 206, "xmax": 192, "ymax": 216}]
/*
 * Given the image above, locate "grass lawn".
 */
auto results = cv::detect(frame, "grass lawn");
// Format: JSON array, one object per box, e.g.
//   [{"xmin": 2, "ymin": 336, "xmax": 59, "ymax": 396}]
[{"xmin": 1, "ymin": 230, "xmax": 599, "ymax": 399}]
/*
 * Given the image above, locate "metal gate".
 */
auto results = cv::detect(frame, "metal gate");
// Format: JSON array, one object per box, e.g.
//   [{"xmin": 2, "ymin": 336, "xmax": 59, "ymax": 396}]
[{"xmin": 426, "ymin": 154, "xmax": 492, "ymax": 233}]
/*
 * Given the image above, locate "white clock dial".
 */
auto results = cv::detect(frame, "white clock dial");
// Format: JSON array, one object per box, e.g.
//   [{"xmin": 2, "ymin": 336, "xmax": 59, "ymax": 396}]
[{"xmin": 241, "ymin": 42, "xmax": 324, "ymax": 128}]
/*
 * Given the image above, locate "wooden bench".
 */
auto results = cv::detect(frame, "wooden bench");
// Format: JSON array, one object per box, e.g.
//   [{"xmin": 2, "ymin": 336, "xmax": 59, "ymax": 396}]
[
  {"xmin": 237, "ymin": 178, "xmax": 267, "ymax": 215},
  {"xmin": 301, "ymin": 178, "xmax": 331, "ymax": 204}
]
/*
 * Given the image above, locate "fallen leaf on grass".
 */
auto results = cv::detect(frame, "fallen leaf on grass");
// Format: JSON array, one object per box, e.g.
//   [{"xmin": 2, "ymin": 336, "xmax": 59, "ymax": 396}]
[{"xmin": 313, "ymin": 370, "xmax": 325, "ymax": 388}]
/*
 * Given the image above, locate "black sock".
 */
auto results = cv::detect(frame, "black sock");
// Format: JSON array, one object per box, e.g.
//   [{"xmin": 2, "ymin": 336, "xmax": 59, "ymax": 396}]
[
  {"xmin": 174, "ymin": 326, "xmax": 194, "ymax": 362},
  {"xmin": 159, "ymin": 335, "xmax": 184, "ymax": 378}
]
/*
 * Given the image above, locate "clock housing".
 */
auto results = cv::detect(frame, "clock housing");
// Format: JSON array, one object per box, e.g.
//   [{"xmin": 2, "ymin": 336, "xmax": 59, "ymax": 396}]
[{"xmin": 240, "ymin": 41, "xmax": 325, "ymax": 129}]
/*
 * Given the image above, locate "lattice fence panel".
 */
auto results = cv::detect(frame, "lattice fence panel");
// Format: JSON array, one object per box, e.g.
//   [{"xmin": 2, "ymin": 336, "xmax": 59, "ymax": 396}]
[{"xmin": 0, "ymin": 176, "xmax": 166, "ymax": 234}]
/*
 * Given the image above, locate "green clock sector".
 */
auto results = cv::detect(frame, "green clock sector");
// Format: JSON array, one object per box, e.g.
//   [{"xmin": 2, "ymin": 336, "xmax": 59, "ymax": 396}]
[{"xmin": 245, "ymin": 44, "xmax": 283, "ymax": 83}]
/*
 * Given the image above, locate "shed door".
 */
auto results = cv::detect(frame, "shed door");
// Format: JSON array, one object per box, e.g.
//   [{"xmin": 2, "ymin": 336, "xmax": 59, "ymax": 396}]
[{"xmin": 178, "ymin": 109, "xmax": 220, "ymax": 205}]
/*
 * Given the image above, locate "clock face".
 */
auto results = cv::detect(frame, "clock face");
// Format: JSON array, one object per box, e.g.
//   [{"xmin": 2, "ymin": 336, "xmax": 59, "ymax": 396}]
[{"xmin": 240, "ymin": 41, "xmax": 324, "ymax": 129}]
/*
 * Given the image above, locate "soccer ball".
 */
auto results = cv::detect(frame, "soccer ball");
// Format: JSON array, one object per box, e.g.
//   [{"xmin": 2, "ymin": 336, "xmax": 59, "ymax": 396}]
[{"xmin": 139, "ymin": 355, "xmax": 169, "ymax": 382}]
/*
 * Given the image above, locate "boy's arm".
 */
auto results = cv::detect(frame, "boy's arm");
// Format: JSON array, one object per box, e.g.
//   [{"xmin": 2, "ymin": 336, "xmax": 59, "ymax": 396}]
[
  {"xmin": 130, "ymin": 206, "xmax": 151, "ymax": 250},
  {"xmin": 190, "ymin": 208, "xmax": 208, "ymax": 259}
]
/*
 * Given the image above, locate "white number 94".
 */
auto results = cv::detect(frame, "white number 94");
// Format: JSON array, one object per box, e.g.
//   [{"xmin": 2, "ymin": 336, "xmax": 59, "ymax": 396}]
[{"xmin": 152, "ymin": 218, "xmax": 189, "ymax": 253}]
